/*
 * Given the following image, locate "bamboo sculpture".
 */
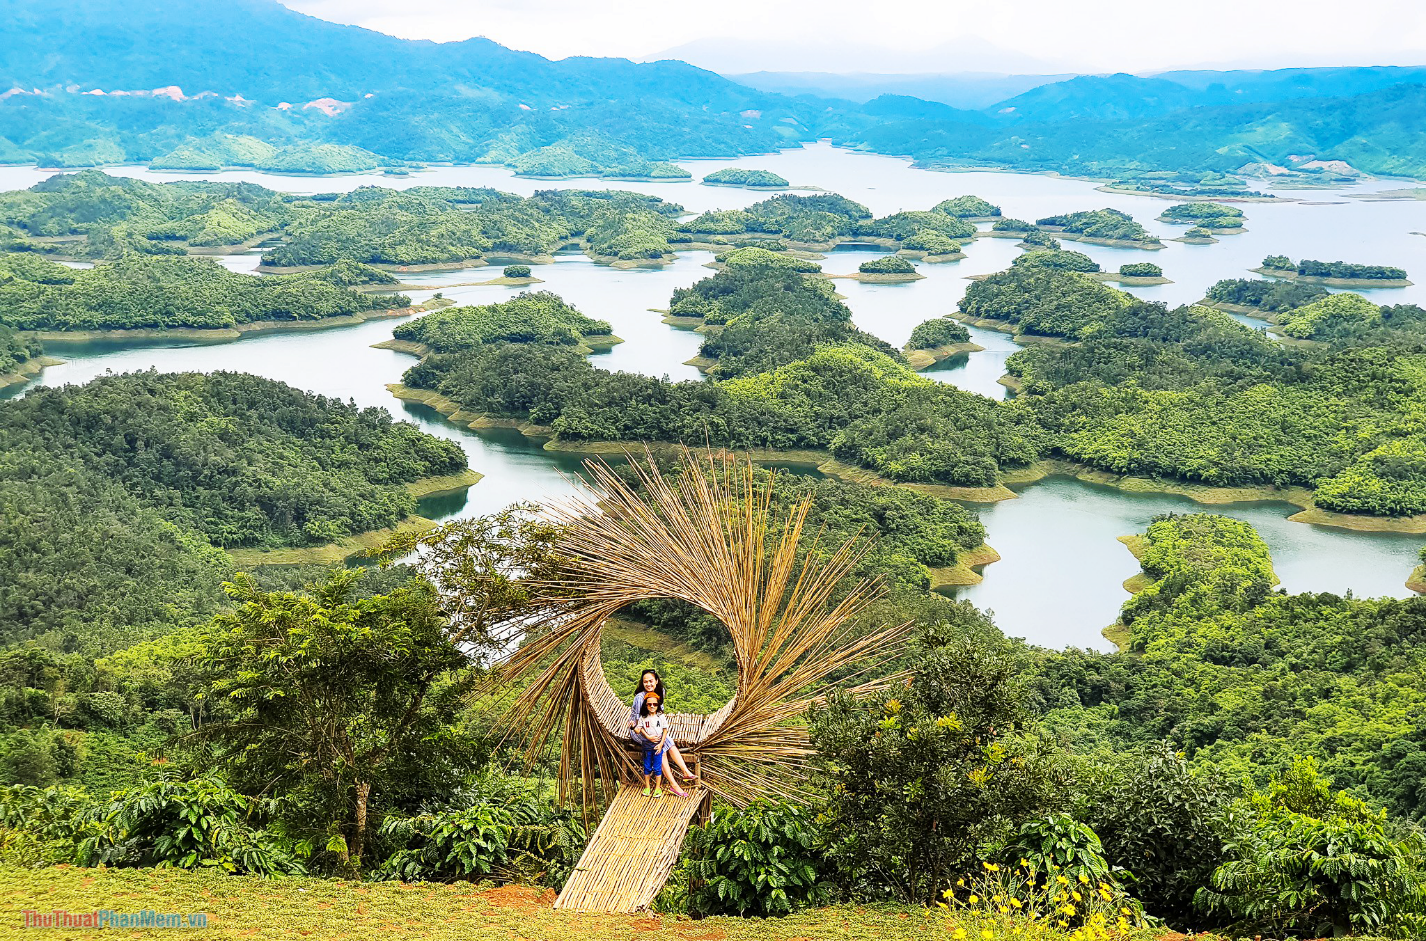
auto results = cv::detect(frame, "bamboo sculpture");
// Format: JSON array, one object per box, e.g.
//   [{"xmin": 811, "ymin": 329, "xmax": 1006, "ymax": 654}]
[{"xmin": 497, "ymin": 448, "xmax": 913, "ymax": 816}]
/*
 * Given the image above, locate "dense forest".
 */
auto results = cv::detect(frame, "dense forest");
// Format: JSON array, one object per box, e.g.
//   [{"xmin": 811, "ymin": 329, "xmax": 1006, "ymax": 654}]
[
  {"xmin": 391, "ymin": 292, "xmax": 614, "ymax": 352},
  {"xmin": 1034, "ymin": 208, "xmax": 1162, "ymax": 246}
]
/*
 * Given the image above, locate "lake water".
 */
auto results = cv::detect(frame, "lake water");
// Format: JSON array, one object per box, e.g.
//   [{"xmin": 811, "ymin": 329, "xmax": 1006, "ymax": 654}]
[{"xmin": 5, "ymin": 143, "xmax": 1424, "ymax": 651}]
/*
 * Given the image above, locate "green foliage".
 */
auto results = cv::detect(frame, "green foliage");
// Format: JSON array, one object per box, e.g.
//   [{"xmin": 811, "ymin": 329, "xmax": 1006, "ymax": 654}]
[
  {"xmin": 991, "ymin": 218, "xmax": 1037, "ymax": 232},
  {"xmin": 1206, "ymin": 277, "xmax": 1328, "ymax": 312},
  {"xmin": 907, "ymin": 317, "xmax": 971, "ymax": 351},
  {"xmin": 1000, "ymin": 813, "xmax": 1120, "ymax": 888},
  {"xmin": 959, "ymin": 266, "xmax": 1131, "ymax": 338},
  {"xmin": 191, "ymin": 570, "xmax": 480, "ymax": 872},
  {"xmin": 376, "ymin": 781, "xmax": 585, "ymax": 887},
  {"xmin": 1034, "ymin": 513, "xmax": 1426, "ymax": 825},
  {"xmin": 75, "ymin": 772, "xmax": 306, "ymax": 875},
  {"xmin": 1034, "ymin": 209, "xmax": 1159, "ymax": 245},
  {"xmin": 900, "ymin": 229, "xmax": 962, "ymax": 254},
  {"xmin": 1, "ymin": 371, "xmax": 465, "ymax": 550},
  {"xmin": 1011, "ymin": 249, "xmax": 1100, "ymax": 273},
  {"xmin": 0, "ymin": 252, "xmax": 407, "ymax": 331},
  {"xmin": 1117, "ymin": 262, "xmax": 1162, "ymax": 278},
  {"xmin": 1082, "ymin": 743, "xmax": 1231, "ymax": 923},
  {"xmin": 1159, "ymin": 203, "xmax": 1245, "ymax": 227},
  {"xmin": 703, "ymin": 168, "xmax": 789, "ymax": 187},
  {"xmin": 1262, "ymin": 254, "xmax": 1295, "ymax": 270},
  {"xmin": 812, "ymin": 633, "xmax": 1071, "ymax": 904},
  {"xmin": 394, "ymin": 292, "xmax": 612, "ymax": 352},
  {"xmin": 858, "ymin": 255, "xmax": 916, "ymax": 274},
  {"xmin": 682, "ymin": 802, "xmax": 828, "ymax": 916},
  {"xmin": 933, "ymin": 195, "xmax": 1000, "ymax": 217},
  {"xmin": 861, "ymin": 210, "xmax": 976, "ymax": 242},
  {"xmin": 502, "ymin": 264, "xmax": 531, "ymax": 278},
  {"xmin": 1279, "ymin": 292, "xmax": 1383, "ymax": 339},
  {"xmin": 0, "ymin": 323, "xmax": 42, "ymax": 375},
  {"xmin": 1297, "ymin": 258, "xmax": 1408, "ymax": 281},
  {"xmin": 1197, "ymin": 758, "xmax": 1426, "ymax": 937}
]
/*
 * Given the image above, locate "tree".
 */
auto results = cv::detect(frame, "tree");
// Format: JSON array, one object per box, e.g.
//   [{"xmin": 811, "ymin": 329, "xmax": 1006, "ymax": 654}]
[
  {"xmin": 191, "ymin": 570, "xmax": 477, "ymax": 873},
  {"xmin": 810, "ymin": 631, "xmax": 1071, "ymax": 904}
]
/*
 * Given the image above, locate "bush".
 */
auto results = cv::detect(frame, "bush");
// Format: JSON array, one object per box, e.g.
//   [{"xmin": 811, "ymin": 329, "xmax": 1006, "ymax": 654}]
[
  {"xmin": 1197, "ymin": 758, "xmax": 1426, "ymax": 937},
  {"xmin": 1262, "ymin": 254, "xmax": 1294, "ymax": 270},
  {"xmin": 858, "ymin": 255, "xmax": 917, "ymax": 275},
  {"xmin": 681, "ymin": 802, "xmax": 827, "ymax": 917},
  {"xmin": 502, "ymin": 265, "xmax": 531, "ymax": 278},
  {"xmin": 1084, "ymin": 743, "xmax": 1231, "ymax": 926},
  {"xmin": 1118, "ymin": 262, "xmax": 1162, "ymax": 278},
  {"xmin": 811, "ymin": 633, "xmax": 1071, "ymax": 904}
]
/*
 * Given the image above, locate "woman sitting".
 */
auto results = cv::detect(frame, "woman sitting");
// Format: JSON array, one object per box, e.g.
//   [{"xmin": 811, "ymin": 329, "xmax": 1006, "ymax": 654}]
[{"xmin": 629, "ymin": 669, "xmax": 696, "ymax": 796}]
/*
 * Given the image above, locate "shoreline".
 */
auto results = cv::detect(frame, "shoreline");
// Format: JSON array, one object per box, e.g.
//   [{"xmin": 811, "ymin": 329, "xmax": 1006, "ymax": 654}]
[
  {"xmin": 0, "ymin": 355, "xmax": 65, "ymax": 391},
  {"xmin": 1250, "ymin": 267, "xmax": 1413, "ymax": 288},
  {"xmin": 1408, "ymin": 564, "xmax": 1426, "ymax": 594},
  {"xmin": 1036, "ymin": 227, "xmax": 1165, "ymax": 250},
  {"xmin": 905, "ymin": 341, "xmax": 983, "ymax": 370},
  {"xmin": 927, "ymin": 543, "xmax": 1001, "ymax": 589},
  {"xmin": 897, "ymin": 249, "xmax": 966, "ymax": 263},
  {"xmin": 24, "ymin": 300, "xmax": 449, "ymax": 346},
  {"xmin": 373, "ymin": 331, "xmax": 623, "ymax": 358},
  {"xmin": 824, "ymin": 271, "xmax": 925, "ymax": 283},
  {"xmin": 382, "ymin": 386, "xmax": 1426, "ymax": 538},
  {"xmin": 258, "ymin": 258, "xmax": 491, "ymax": 275}
]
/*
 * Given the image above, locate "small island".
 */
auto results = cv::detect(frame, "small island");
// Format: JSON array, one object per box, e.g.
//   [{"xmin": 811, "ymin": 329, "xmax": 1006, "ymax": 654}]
[
  {"xmin": 1175, "ymin": 225, "xmax": 1218, "ymax": 244},
  {"xmin": 842, "ymin": 255, "xmax": 924, "ymax": 282},
  {"xmin": 1101, "ymin": 262, "xmax": 1170, "ymax": 285},
  {"xmin": 932, "ymin": 195, "xmax": 1001, "ymax": 221},
  {"xmin": 150, "ymin": 135, "xmax": 393, "ymax": 175},
  {"xmin": 1202, "ymin": 278, "xmax": 1329, "ymax": 315},
  {"xmin": 379, "ymin": 291, "xmax": 622, "ymax": 357},
  {"xmin": 984, "ymin": 218, "xmax": 1060, "ymax": 249},
  {"xmin": 1034, "ymin": 208, "xmax": 1164, "ymax": 249},
  {"xmin": 702, "ymin": 168, "xmax": 791, "ymax": 189},
  {"xmin": 903, "ymin": 316, "xmax": 981, "ymax": 369},
  {"xmin": 1254, "ymin": 255, "xmax": 1412, "ymax": 287},
  {"xmin": 1011, "ymin": 248, "xmax": 1100, "ymax": 273},
  {"xmin": 1157, "ymin": 202, "xmax": 1246, "ymax": 232},
  {"xmin": 898, "ymin": 228, "xmax": 965, "ymax": 262}
]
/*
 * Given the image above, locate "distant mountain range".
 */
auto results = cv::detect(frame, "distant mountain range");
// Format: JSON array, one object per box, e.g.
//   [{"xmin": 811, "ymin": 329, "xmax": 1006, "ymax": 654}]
[{"xmin": 3, "ymin": 0, "xmax": 1426, "ymax": 181}]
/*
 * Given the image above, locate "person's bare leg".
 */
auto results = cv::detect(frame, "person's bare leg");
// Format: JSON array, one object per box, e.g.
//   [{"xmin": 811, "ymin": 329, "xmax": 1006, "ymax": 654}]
[
  {"xmin": 666, "ymin": 741, "xmax": 695, "ymax": 781},
  {"xmin": 662, "ymin": 751, "xmax": 689, "ymax": 796}
]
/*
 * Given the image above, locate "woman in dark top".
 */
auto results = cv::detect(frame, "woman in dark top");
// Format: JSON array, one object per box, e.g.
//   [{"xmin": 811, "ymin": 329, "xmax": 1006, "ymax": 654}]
[{"xmin": 628, "ymin": 669, "xmax": 697, "ymax": 794}]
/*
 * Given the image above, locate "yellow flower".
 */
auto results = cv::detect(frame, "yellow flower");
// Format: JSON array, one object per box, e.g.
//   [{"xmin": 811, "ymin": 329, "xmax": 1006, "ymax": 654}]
[
  {"xmin": 1010, "ymin": 898, "xmax": 1022, "ymax": 909},
  {"xmin": 1019, "ymin": 858, "xmax": 1029, "ymax": 868},
  {"xmin": 1078, "ymin": 873, "xmax": 1089, "ymax": 884},
  {"xmin": 982, "ymin": 861, "xmax": 1000, "ymax": 872},
  {"xmin": 1072, "ymin": 891, "xmax": 1082, "ymax": 902},
  {"xmin": 954, "ymin": 929, "xmax": 967, "ymax": 939},
  {"xmin": 1056, "ymin": 875, "xmax": 1069, "ymax": 885},
  {"xmin": 998, "ymin": 906, "xmax": 1009, "ymax": 915},
  {"xmin": 968, "ymin": 895, "xmax": 979, "ymax": 904},
  {"xmin": 981, "ymin": 931, "xmax": 992, "ymax": 941}
]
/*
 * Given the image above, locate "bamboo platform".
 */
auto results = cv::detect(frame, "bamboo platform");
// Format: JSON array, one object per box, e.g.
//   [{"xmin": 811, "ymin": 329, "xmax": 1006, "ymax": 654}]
[{"xmin": 554, "ymin": 783, "xmax": 706, "ymax": 913}]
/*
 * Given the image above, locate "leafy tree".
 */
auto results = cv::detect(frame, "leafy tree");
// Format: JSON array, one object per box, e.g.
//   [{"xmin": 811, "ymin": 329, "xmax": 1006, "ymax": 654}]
[
  {"xmin": 811, "ymin": 631, "xmax": 1071, "ymax": 904},
  {"xmin": 858, "ymin": 255, "xmax": 916, "ymax": 274},
  {"xmin": 190, "ymin": 571, "xmax": 479, "ymax": 873},
  {"xmin": 682, "ymin": 802, "xmax": 828, "ymax": 916},
  {"xmin": 502, "ymin": 264, "xmax": 531, "ymax": 278},
  {"xmin": 907, "ymin": 317, "xmax": 970, "ymax": 350}
]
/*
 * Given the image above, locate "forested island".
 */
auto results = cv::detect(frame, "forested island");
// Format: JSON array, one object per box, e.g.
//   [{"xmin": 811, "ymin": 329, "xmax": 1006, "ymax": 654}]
[
  {"xmin": 701, "ymin": 168, "xmax": 790, "ymax": 189},
  {"xmin": 850, "ymin": 255, "xmax": 923, "ymax": 281},
  {"xmin": 1256, "ymin": 255, "xmax": 1412, "ymax": 286},
  {"xmin": 1156, "ymin": 201, "xmax": 1246, "ymax": 231},
  {"xmin": 0, "ymin": 252, "xmax": 409, "ymax": 336},
  {"xmin": 1034, "ymin": 208, "xmax": 1164, "ymax": 248},
  {"xmin": 384, "ymin": 292, "xmax": 619, "ymax": 355},
  {"xmin": 903, "ymin": 316, "xmax": 980, "ymax": 369}
]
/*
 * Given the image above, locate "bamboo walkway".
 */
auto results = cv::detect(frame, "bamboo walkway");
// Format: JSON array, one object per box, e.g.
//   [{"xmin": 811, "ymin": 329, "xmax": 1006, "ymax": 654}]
[{"xmin": 554, "ymin": 783, "xmax": 706, "ymax": 913}]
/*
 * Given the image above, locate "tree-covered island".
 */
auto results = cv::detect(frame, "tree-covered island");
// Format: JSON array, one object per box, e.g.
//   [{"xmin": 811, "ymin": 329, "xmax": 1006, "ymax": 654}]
[
  {"xmin": 701, "ymin": 168, "xmax": 791, "ymax": 188},
  {"xmin": 1034, "ymin": 208, "xmax": 1164, "ymax": 248}
]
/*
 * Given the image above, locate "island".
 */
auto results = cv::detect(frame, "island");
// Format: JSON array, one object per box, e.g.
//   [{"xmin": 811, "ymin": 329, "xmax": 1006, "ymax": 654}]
[
  {"xmin": 1157, "ymin": 202, "xmax": 1246, "ymax": 232},
  {"xmin": 0, "ymin": 252, "xmax": 418, "ymax": 341},
  {"xmin": 379, "ymin": 291, "xmax": 622, "ymax": 357},
  {"xmin": 702, "ymin": 168, "xmax": 791, "ymax": 189},
  {"xmin": 1253, "ymin": 255, "xmax": 1412, "ymax": 287},
  {"xmin": 903, "ymin": 316, "xmax": 981, "ymax": 369},
  {"xmin": 1034, "ymin": 208, "xmax": 1164, "ymax": 249},
  {"xmin": 1010, "ymin": 248, "xmax": 1100, "ymax": 273},
  {"xmin": 843, "ymin": 255, "xmax": 924, "ymax": 282},
  {"xmin": 1175, "ymin": 225, "xmax": 1218, "ymax": 244},
  {"xmin": 150, "ymin": 135, "xmax": 392, "ymax": 175},
  {"xmin": 1202, "ymin": 278, "xmax": 1329, "ymax": 315},
  {"xmin": 985, "ymin": 218, "xmax": 1061, "ymax": 249},
  {"xmin": 932, "ymin": 195, "xmax": 1001, "ymax": 220},
  {"xmin": 898, "ymin": 229, "xmax": 965, "ymax": 261},
  {"xmin": 1103, "ymin": 261, "xmax": 1170, "ymax": 285}
]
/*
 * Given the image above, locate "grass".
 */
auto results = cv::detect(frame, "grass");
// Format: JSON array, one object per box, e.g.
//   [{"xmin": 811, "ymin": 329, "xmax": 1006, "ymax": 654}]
[{"xmin": 0, "ymin": 866, "xmax": 1171, "ymax": 941}]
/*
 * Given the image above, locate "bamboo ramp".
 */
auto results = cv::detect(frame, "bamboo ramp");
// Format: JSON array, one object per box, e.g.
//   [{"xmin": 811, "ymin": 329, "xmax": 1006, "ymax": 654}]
[{"xmin": 554, "ymin": 783, "xmax": 706, "ymax": 913}]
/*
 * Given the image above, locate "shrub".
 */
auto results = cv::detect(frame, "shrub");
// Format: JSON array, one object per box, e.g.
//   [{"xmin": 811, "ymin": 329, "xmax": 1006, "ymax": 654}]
[
  {"xmin": 681, "ymin": 801, "xmax": 827, "ymax": 916},
  {"xmin": 811, "ymin": 633, "xmax": 1072, "ymax": 904},
  {"xmin": 1084, "ymin": 743, "xmax": 1231, "ymax": 926},
  {"xmin": 1197, "ymin": 758, "xmax": 1426, "ymax": 937},
  {"xmin": 502, "ymin": 265, "xmax": 531, "ymax": 278},
  {"xmin": 859, "ymin": 255, "xmax": 917, "ymax": 275},
  {"xmin": 1262, "ymin": 254, "xmax": 1294, "ymax": 270}
]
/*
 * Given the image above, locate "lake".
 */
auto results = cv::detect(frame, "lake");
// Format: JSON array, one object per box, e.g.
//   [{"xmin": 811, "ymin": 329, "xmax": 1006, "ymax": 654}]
[{"xmin": 6, "ymin": 143, "xmax": 1424, "ymax": 651}]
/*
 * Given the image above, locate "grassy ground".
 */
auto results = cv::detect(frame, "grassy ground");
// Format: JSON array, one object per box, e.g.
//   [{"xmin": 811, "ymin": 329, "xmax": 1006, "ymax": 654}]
[{"xmin": 0, "ymin": 866, "xmax": 1167, "ymax": 940}]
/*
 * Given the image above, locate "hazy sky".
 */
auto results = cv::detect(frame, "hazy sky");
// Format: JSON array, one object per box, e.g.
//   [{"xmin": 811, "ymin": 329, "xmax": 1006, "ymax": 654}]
[{"xmin": 281, "ymin": 0, "xmax": 1426, "ymax": 74}]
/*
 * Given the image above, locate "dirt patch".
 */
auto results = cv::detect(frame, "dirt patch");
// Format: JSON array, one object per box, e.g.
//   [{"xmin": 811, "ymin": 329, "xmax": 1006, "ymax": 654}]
[
  {"xmin": 678, "ymin": 931, "xmax": 728, "ymax": 941},
  {"xmin": 481, "ymin": 885, "xmax": 556, "ymax": 910}
]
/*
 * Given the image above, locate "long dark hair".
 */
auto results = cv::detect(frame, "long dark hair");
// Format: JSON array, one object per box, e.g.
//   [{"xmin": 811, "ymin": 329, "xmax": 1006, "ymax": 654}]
[{"xmin": 636, "ymin": 669, "xmax": 665, "ymax": 702}]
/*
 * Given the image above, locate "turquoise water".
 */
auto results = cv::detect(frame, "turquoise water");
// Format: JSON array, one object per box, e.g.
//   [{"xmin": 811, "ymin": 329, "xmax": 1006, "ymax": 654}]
[{"xmin": 6, "ymin": 144, "xmax": 1424, "ymax": 650}]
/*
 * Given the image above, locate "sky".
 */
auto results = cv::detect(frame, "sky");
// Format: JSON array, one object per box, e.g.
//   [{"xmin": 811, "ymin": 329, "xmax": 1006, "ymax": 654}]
[{"xmin": 280, "ymin": 0, "xmax": 1426, "ymax": 74}]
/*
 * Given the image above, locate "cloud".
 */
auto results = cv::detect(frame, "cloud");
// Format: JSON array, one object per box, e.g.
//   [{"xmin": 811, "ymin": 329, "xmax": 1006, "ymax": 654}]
[{"xmin": 279, "ymin": 0, "xmax": 1426, "ymax": 73}]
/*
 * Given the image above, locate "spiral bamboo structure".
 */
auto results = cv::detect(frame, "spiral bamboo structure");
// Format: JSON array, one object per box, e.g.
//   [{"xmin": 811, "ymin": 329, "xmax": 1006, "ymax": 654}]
[{"xmin": 493, "ymin": 449, "xmax": 912, "ymax": 913}]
